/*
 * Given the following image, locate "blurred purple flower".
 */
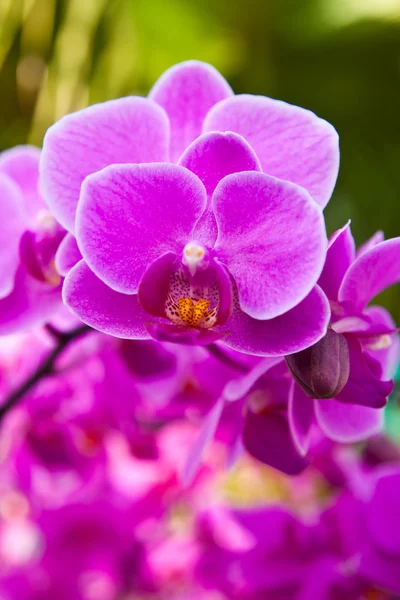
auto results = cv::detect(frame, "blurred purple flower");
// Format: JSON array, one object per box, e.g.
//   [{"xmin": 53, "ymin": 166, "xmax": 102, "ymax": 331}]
[
  {"xmin": 286, "ymin": 223, "xmax": 400, "ymax": 455},
  {"xmin": 195, "ymin": 467, "xmax": 400, "ymax": 599},
  {"xmin": 0, "ymin": 147, "xmax": 65, "ymax": 335}
]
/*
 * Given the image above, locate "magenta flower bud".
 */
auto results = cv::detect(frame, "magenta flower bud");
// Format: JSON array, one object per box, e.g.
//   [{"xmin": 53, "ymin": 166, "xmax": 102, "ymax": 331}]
[{"xmin": 285, "ymin": 329, "xmax": 350, "ymax": 399}]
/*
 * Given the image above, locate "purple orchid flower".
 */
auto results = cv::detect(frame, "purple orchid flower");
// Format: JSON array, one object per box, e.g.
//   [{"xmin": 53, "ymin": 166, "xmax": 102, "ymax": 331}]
[
  {"xmin": 358, "ymin": 468, "xmax": 400, "ymax": 595},
  {"xmin": 181, "ymin": 356, "xmax": 313, "ymax": 482},
  {"xmin": 194, "ymin": 501, "xmax": 369, "ymax": 600},
  {"xmin": 195, "ymin": 467, "xmax": 400, "ymax": 600},
  {"xmin": 181, "ymin": 292, "xmax": 397, "ymax": 482},
  {"xmin": 0, "ymin": 146, "xmax": 65, "ymax": 335},
  {"xmin": 286, "ymin": 223, "xmax": 400, "ymax": 458},
  {"xmin": 40, "ymin": 60, "xmax": 338, "ymax": 355}
]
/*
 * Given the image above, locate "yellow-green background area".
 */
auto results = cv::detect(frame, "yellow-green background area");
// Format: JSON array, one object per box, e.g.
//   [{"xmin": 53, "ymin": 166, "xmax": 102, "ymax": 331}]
[{"xmin": 0, "ymin": 0, "xmax": 399, "ymax": 324}]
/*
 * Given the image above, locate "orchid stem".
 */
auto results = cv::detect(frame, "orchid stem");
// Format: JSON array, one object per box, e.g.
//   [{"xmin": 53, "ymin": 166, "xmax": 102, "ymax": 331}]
[{"xmin": 0, "ymin": 324, "xmax": 91, "ymax": 422}]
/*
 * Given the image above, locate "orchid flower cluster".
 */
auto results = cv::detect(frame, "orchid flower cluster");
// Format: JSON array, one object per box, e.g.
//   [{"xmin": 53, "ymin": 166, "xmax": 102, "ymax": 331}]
[{"xmin": 0, "ymin": 61, "xmax": 399, "ymax": 599}]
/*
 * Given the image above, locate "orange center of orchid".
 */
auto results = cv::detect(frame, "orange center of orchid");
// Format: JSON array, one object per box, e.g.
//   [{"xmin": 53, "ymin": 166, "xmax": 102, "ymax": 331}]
[{"xmin": 177, "ymin": 297, "xmax": 210, "ymax": 327}]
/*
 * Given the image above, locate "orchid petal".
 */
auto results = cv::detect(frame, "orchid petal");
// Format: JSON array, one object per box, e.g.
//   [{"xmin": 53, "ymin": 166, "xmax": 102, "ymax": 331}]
[
  {"xmin": 221, "ymin": 286, "xmax": 330, "ymax": 357},
  {"xmin": 63, "ymin": 260, "xmax": 152, "ymax": 339},
  {"xmin": 0, "ymin": 145, "xmax": 43, "ymax": 221},
  {"xmin": 55, "ymin": 234, "xmax": 82, "ymax": 276},
  {"xmin": 288, "ymin": 382, "xmax": 314, "ymax": 456},
  {"xmin": 339, "ymin": 238, "xmax": 400, "ymax": 312},
  {"xmin": 181, "ymin": 397, "xmax": 225, "ymax": 486},
  {"xmin": 315, "ymin": 398, "xmax": 383, "ymax": 443},
  {"xmin": 41, "ymin": 97, "xmax": 170, "ymax": 232},
  {"xmin": 0, "ymin": 175, "xmax": 26, "ymax": 299},
  {"xmin": 204, "ymin": 94, "xmax": 339, "ymax": 208},
  {"xmin": 318, "ymin": 221, "xmax": 355, "ymax": 301},
  {"xmin": 213, "ymin": 172, "xmax": 327, "ymax": 319},
  {"xmin": 76, "ymin": 163, "xmax": 207, "ymax": 294},
  {"xmin": 335, "ymin": 334, "xmax": 392, "ymax": 408},
  {"xmin": 0, "ymin": 267, "xmax": 61, "ymax": 335},
  {"xmin": 149, "ymin": 60, "xmax": 233, "ymax": 161},
  {"xmin": 243, "ymin": 408, "xmax": 310, "ymax": 475}
]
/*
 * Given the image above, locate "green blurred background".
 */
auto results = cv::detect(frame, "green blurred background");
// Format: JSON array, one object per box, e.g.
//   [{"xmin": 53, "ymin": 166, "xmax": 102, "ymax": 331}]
[{"xmin": 0, "ymin": 0, "xmax": 399, "ymax": 317}]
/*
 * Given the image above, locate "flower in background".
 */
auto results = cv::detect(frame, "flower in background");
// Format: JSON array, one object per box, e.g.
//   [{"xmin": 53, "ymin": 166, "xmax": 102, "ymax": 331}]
[
  {"xmin": 40, "ymin": 60, "xmax": 339, "ymax": 354},
  {"xmin": 286, "ymin": 223, "xmax": 400, "ymax": 458},
  {"xmin": 0, "ymin": 147, "xmax": 65, "ymax": 335},
  {"xmin": 194, "ymin": 466, "xmax": 400, "ymax": 599}
]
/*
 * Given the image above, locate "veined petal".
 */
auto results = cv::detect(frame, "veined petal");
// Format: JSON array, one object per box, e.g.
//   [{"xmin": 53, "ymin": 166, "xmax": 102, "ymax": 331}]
[
  {"xmin": 180, "ymin": 132, "xmax": 261, "ymax": 246},
  {"xmin": 0, "ymin": 145, "xmax": 43, "ymax": 222},
  {"xmin": 315, "ymin": 399, "xmax": 383, "ymax": 443},
  {"xmin": 76, "ymin": 163, "xmax": 207, "ymax": 294},
  {"xmin": 318, "ymin": 221, "xmax": 355, "ymax": 301},
  {"xmin": 221, "ymin": 286, "xmax": 330, "ymax": 356},
  {"xmin": 63, "ymin": 260, "xmax": 152, "ymax": 339},
  {"xmin": 40, "ymin": 97, "xmax": 170, "ymax": 232},
  {"xmin": 213, "ymin": 172, "xmax": 327, "ymax": 320},
  {"xmin": 339, "ymin": 238, "xmax": 400, "ymax": 312},
  {"xmin": 149, "ymin": 60, "xmax": 233, "ymax": 162},
  {"xmin": 0, "ymin": 175, "xmax": 26, "ymax": 299},
  {"xmin": 55, "ymin": 233, "xmax": 82, "ymax": 276},
  {"xmin": 179, "ymin": 131, "xmax": 261, "ymax": 199},
  {"xmin": 204, "ymin": 94, "xmax": 339, "ymax": 208}
]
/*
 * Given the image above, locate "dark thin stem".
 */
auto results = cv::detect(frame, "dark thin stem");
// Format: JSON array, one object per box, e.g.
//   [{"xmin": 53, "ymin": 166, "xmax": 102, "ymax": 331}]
[
  {"xmin": 207, "ymin": 343, "xmax": 248, "ymax": 373},
  {"xmin": 0, "ymin": 324, "xmax": 91, "ymax": 422},
  {"xmin": 44, "ymin": 323, "xmax": 67, "ymax": 342}
]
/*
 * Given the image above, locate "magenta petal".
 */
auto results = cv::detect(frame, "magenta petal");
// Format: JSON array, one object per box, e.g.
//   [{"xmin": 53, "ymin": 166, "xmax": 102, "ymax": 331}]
[
  {"xmin": 41, "ymin": 97, "xmax": 170, "ymax": 232},
  {"xmin": 315, "ymin": 399, "xmax": 383, "ymax": 442},
  {"xmin": 149, "ymin": 60, "xmax": 233, "ymax": 162},
  {"xmin": 204, "ymin": 94, "xmax": 339, "ymax": 208},
  {"xmin": 359, "ymin": 548, "xmax": 400, "ymax": 595},
  {"xmin": 362, "ymin": 306, "xmax": 400, "ymax": 380},
  {"xmin": 0, "ymin": 267, "xmax": 62, "ymax": 335},
  {"xmin": 366, "ymin": 472, "xmax": 400, "ymax": 555},
  {"xmin": 223, "ymin": 357, "xmax": 283, "ymax": 402},
  {"xmin": 222, "ymin": 286, "xmax": 330, "ymax": 356},
  {"xmin": 356, "ymin": 230, "xmax": 384, "ymax": 257},
  {"xmin": 214, "ymin": 260, "xmax": 233, "ymax": 326},
  {"xmin": 243, "ymin": 408, "xmax": 310, "ymax": 475},
  {"xmin": 138, "ymin": 253, "xmax": 178, "ymax": 317},
  {"xmin": 63, "ymin": 260, "xmax": 151, "ymax": 339},
  {"xmin": 54, "ymin": 233, "xmax": 82, "ymax": 276},
  {"xmin": 179, "ymin": 131, "xmax": 261, "ymax": 199},
  {"xmin": 339, "ymin": 238, "xmax": 400, "ymax": 312},
  {"xmin": 335, "ymin": 334, "xmax": 393, "ymax": 408},
  {"xmin": 318, "ymin": 221, "xmax": 355, "ymax": 301},
  {"xmin": 146, "ymin": 322, "xmax": 223, "ymax": 346},
  {"xmin": 0, "ymin": 175, "xmax": 26, "ymax": 298},
  {"xmin": 0, "ymin": 145, "xmax": 43, "ymax": 221},
  {"xmin": 76, "ymin": 163, "xmax": 207, "ymax": 293},
  {"xmin": 180, "ymin": 132, "xmax": 261, "ymax": 246},
  {"xmin": 213, "ymin": 172, "xmax": 327, "ymax": 319},
  {"xmin": 181, "ymin": 397, "xmax": 225, "ymax": 486},
  {"xmin": 288, "ymin": 382, "xmax": 314, "ymax": 456}
]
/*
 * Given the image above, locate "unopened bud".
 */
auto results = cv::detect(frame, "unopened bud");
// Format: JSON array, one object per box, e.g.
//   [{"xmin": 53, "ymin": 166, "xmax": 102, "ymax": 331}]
[{"xmin": 285, "ymin": 329, "xmax": 350, "ymax": 399}]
